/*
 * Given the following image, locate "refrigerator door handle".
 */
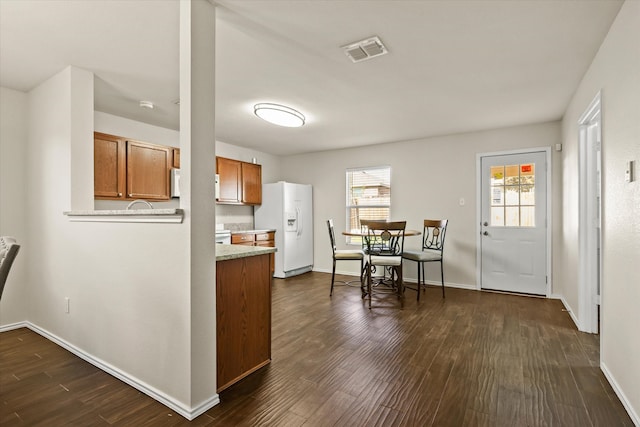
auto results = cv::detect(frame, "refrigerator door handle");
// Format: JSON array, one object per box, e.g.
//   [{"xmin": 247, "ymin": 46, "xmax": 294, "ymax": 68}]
[{"xmin": 296, "ymin": 207, "xmax": 302, "ymax": 237}]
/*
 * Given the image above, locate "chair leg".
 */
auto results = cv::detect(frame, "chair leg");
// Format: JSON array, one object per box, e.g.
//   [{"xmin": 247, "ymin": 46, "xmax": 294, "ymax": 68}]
[
  {"xmin": 398, "ymin": 266, "xmax": 404, "ymax": 308},
  {"xmin": 416, "ymin": 262, "xmax": 421, "ymax": 301},
  {"xmin": 330, "ymin": 258, "xmax": 336, "ymax": 296},
  {"xmin": 360, "ymin": 258, "xmax": 364, "ymax": 295},
  {"xmin": 367, "ymin": 265, "xmax": 373, "ymax": 309},
  {"xmin": 440, "ymin": 261, "xmax": 445, "ymax": 298}
]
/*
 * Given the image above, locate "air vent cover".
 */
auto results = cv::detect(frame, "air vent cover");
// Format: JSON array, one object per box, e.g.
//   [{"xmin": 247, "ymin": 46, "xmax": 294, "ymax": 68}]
[{"xmin": 342, "ymin": 36, "xmax": 388, "ymax": 63}]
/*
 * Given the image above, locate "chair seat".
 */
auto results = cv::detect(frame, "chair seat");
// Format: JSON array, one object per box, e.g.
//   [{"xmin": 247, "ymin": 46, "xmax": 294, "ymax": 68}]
[
  {"xmin": 334, "ymin": 249, "xmax": 364, "ymax": 260},
  {"xmin": 402, "ymin": 249, "xmax": 442, "ymax": 262},
  {"xmin": 370, "ymin": 255, "xmax": 402, "ymax": 266}
]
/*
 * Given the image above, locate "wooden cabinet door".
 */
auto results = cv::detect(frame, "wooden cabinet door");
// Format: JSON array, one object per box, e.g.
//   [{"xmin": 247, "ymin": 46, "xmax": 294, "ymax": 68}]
[
  {"xmin": 172, "ymin": 148, "xmax": 180, "ymax": 168},
  {"xmin": 231, "ymin": 233, "xmax": 255, "ymax": 245},
  {"xmin": 216, "ymin": 254, "xmax": 272, "ymax": 392},
  {"xmin": 241, "ymin": 162, "xmax": 262, "ymax": 205},
  {"xmin": 216, "ymin": 157, "xmax": 242, "ymax": 204},
  {"xmin": 94, "ymin": 132, "xmax": 125, "ymax": 199},
  {"xmin": 126, "ymin": 140, "xmax": 171, "ymax": 200}
]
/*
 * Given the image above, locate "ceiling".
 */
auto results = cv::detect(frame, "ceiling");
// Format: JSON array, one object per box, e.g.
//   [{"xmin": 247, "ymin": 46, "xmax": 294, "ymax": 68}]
[{"xmin": 0, "ymin": 0, "xmax": 624, "ymax": 156}]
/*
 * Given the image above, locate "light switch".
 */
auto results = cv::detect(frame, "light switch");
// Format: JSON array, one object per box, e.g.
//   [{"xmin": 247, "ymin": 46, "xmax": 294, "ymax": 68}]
[{"xmin": 459, "ymin": 197, "xmax": 465, "ymax": 206}]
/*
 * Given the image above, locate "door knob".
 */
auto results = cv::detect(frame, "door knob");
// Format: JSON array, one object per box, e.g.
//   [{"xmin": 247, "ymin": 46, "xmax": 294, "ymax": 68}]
[
  {"xmin": 483, "ymin": 221, "xmax": 488, "ymax": 226},
  {"xmin": 483, "ymin": 231, "xmax": 489, "ymax": 236}
]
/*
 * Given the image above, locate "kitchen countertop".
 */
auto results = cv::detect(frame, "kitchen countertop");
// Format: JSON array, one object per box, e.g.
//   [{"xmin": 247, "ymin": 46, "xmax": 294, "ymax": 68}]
[
  {"xmin": 63, "ymin": 209, "xmax": 184, "ymax": 223},
  {"xmin": 216, "ymin": 243, "xmax": 276, "ymax": 261}
]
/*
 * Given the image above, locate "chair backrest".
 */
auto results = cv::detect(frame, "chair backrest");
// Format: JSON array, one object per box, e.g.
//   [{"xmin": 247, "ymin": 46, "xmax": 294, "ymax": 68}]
[
  {"xmin": 0, "ymin": 236, "xmax": 21, "ymax": 300},
  {"xmin": 327, "ymin": 219, "xmax": 337, "ymax": 254},
  {"xmin": 422, "ymin": 219, "xmax": 448, "ymax": 253},
  {"xmin": 364, "ymin": 220, "xmax": 406, "ymax": 256}
]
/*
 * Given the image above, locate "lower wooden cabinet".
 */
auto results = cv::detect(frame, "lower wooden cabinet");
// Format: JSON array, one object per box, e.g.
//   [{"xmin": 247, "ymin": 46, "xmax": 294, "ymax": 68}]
[
  {"xmin": 216, "ymin": 253, "xmax": 272, "ymax": 392},
  {"xmin": 231, "ymin": 232, "xmax": 275, "ymax": 273}
]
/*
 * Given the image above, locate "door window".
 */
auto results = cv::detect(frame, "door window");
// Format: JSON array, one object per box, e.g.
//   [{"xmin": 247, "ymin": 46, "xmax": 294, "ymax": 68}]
[{"xmin": 489, "ymin": 163, "xmax": 536, "ymax": 227}]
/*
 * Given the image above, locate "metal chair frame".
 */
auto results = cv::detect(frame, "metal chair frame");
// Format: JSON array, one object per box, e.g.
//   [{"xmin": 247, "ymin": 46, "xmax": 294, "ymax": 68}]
[
  {"xmin": 402, "ymin": 219, "xmax": 448, "ymax": 300},
  {"xmin": 327, "ymin": 219, "xmax": 365, "ymax": 296},
  {"xmin": 362, "ymin": 220, "xmax": 406, "ymax": 309}
]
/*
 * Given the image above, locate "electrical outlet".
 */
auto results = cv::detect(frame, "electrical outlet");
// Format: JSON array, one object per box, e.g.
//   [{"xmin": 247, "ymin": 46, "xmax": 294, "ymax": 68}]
[{"xmin": 65, "ymin": 297, "xmax": 70, "ymax": 314}]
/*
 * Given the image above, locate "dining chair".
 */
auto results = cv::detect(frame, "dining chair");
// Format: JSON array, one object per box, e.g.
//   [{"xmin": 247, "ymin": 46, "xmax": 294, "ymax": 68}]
[
  {"xmin": 402, "ymin": 219, "xmax": 448, "ymax": 300},
  {"xmin": 362, "ymin": 220, "xmax": 406, "ymax": 309},
  {"xmin": 0, "ymin": 236, "xmax": 21, "ymax": 301},
  {"xmin": 327, "ymin": 219, "xmax": 365, "ymax": 296}
]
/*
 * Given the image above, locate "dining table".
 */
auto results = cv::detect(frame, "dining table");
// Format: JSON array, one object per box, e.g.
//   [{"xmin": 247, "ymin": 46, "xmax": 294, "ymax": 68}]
[
  {"xmin": 341, "ymin": 229, "xmax": 421, "ymax": 237},
  {"xmin": 342, "ymin": 228, "xmax": 421, "ymax": 295}
]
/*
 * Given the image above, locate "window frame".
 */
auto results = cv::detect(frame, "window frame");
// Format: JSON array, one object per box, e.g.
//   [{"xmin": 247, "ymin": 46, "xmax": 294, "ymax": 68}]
[{"xmin": 345, "ymin": 165, "xmax": 391, "ymax": 245}]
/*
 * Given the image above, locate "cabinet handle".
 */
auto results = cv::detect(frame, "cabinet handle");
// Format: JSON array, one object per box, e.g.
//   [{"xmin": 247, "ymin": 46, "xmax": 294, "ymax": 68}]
[
  {"xmin": 118, "ymin": 193, "xmax": 122, "ymax": 197},
  {"xmin": 129, "ymin": 194, "xmax": 133, "ymax": 197}
]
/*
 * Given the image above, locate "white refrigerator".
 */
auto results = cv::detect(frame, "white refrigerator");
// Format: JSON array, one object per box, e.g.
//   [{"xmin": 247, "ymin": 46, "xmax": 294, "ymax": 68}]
[{"xmin": 254, "ymin": 182, "xmax": 313, "ymax": 278}]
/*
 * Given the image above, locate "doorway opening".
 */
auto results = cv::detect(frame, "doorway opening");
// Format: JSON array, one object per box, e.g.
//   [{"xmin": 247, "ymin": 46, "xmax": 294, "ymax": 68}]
[{"xmin": 578, "ymin": 91, "xmax": 602, "ymax": 334}]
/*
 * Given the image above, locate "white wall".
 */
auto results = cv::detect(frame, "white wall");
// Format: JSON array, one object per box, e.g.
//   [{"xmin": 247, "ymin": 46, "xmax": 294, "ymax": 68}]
[
  {"xmin": 0, "ymin": 0, "xmax": 219, "ymax": 416},
  {"xmin": 0, "ymin": 87, "xmax": 29, "ymax": 322},
  {"xmin": 560, "ymin": 0, "xmax": 639, "ymax": 420},
  {"xmin": 281, "ymin": 121, "xmax": 562, "ymax": 288},
  {"xmin": 23, "ymin": 66, "xmax": 193, "ymax": 408}
]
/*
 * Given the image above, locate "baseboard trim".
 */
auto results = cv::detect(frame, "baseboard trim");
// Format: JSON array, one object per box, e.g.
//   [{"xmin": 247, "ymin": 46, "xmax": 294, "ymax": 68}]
[
  {"xmin": 550, "ymin": 293, "xmax": 580, "ymax": 330},
  {"xmin": 601, "ymin": 361, "xmax": 640, "ymax": 426},
  {"xmin": 0, "ymin": 321, "xmax": 219, "ymax": 420}
]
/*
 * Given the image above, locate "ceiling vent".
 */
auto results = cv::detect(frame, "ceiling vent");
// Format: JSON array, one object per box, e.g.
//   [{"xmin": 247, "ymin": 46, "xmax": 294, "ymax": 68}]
[{"xmin": 342, "ymin": 36, "xmax": 388, "ymax": 63}]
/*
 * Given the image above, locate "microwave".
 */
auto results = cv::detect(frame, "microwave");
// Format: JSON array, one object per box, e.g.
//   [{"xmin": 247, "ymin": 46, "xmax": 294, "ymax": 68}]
[{"xmin": 171, "ymin": 168, "xmax": 180, "ymax": 198}]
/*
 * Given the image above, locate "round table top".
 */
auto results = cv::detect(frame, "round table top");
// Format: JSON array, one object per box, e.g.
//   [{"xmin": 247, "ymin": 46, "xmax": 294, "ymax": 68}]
[{"xmin": 342, "ymin": 229, "xmax": 421, "ymax": 237}]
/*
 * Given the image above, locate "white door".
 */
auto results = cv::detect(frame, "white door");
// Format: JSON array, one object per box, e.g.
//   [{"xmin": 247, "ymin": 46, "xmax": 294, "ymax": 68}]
[{"xmin": 480, "ymin": 151, "xmax": 548, "ymax": 295}]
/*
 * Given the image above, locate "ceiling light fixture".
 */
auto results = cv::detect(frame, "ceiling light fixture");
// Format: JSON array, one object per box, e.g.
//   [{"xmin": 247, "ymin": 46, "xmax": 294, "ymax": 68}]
[
  {"xmin": 139, "ymin": 100, "xmax": 154, "ymax": 109},
  {"xmin": 254, "ymin": 103, "xmax": 305, "ymax": 127}
]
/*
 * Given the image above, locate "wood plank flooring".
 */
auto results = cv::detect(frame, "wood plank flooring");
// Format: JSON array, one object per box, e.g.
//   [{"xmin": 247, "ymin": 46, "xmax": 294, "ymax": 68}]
[{"xmin": 0, "ymin": 271, "xmax": 633, "ymax": 426}]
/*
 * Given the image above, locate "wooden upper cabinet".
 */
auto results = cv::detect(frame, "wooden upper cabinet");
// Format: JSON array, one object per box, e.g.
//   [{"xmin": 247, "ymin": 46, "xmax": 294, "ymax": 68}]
[
  {"xmin": 216, "ymin": 157, "xmax": 242, "ymax": 204},
  {"xmin": 173, "ymin": 148, "xmax": 180, "ymax": 168},
  {"xmin": 126, "ymin": 140, "xmax": 171, "ymax": 200},
  {"xmin": 94, "ymin": 132, "xmax": 173, "ymax": 201},
  {"xmin": 241, "ymin": 162, "xmax": 262, "ymax": 205},
  {"xmin": 94, "ymin": 132, "xmax": 126, "ymax": 199},
  {"xmin": 216, "ymin": 156, "xmax": 262, "ymax": 205}
]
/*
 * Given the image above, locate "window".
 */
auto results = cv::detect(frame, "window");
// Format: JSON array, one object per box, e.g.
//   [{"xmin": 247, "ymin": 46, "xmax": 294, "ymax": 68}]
[
  {"xmin": 489, "ymin": 163, "xmax": 536, "ymax": 227},
  {"xmin": 346, "ymin": 166, "xmax": 391, "ymax": 244}
]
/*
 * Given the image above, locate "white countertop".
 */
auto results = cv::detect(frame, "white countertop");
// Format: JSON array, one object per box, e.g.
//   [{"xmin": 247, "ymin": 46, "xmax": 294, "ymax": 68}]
[
  {"xmin": 215, "ymin": 244, "xmax": 276, "ymax": 261},
  {"xmin": 63, "ymin": 209, "xmax": 184, "ymax": 223}
]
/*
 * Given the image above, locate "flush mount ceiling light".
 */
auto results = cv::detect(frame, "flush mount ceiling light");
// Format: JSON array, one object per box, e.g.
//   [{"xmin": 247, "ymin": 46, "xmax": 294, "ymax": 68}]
[
  {"xmin": 139, "ymin": 100, "xmax": 154, "ymax": 109},
  {"xmin": 254, "ymin": 103, "xmax": 305, "ymax": 127}
]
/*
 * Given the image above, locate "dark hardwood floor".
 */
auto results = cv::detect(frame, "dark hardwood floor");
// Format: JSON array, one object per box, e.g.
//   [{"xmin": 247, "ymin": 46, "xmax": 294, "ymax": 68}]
[{"xmin": 0, "ymin": 271, "xmax": 633, "ymax": 426}]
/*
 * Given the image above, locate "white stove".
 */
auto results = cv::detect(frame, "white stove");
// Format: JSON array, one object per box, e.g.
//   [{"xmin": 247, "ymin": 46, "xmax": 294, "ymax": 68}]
[{"xmin": 215, "ymin": 230, "xmax": 231, "ymax": 244}]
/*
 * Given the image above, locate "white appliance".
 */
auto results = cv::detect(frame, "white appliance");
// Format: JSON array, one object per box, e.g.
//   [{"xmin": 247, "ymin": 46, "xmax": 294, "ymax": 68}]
[
  {"xmin": 171, "ymin": 168, "xmax": 180, "ymax": 198},
  {"xmin": 215, "ymin": 230, "xmax": 231, "ymax": 244},
  {"xmin": 254, "ymin": 182, "xmax": 313, "ymax": 278}
]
